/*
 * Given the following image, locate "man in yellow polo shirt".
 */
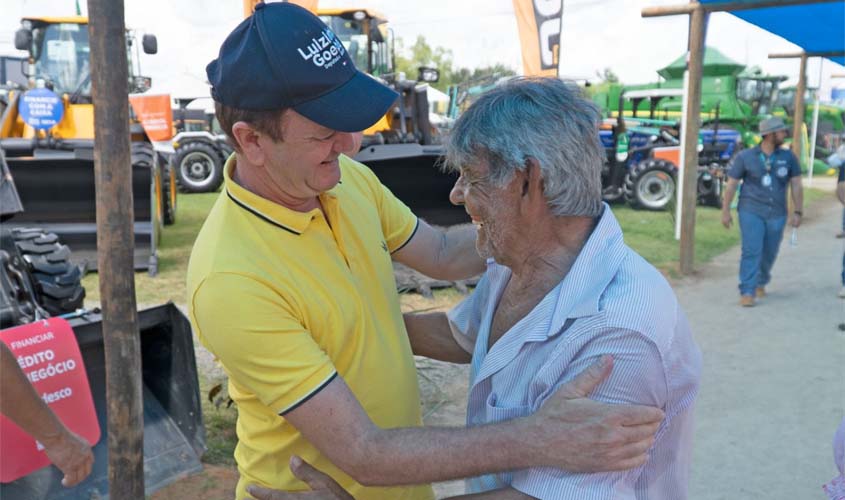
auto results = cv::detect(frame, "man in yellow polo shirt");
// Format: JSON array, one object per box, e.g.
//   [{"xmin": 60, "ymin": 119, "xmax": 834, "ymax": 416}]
[{"xmin": 189, "ymin": 4, "xmax": 664, "ymax": 500}]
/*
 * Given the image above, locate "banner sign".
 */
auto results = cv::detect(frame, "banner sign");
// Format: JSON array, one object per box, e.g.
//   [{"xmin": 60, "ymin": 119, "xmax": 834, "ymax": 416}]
[
  {"xmin": 19, "ymin": 88, "xmax": 64, "ymax": 131},
  {"xmin": 512, "ymin": 0, "xmax": 563, "ymax": 76},
  {"xmin": 0, "ymin": 319, "xmax": 100, "ymax": 483},
  {"xmin": 129, "ymin": 93, "xmax": 174, "ymax": 143}
]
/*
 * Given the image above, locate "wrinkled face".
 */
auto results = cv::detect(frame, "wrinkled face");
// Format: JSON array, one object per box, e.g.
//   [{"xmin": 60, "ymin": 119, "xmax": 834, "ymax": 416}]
[
  {"xmin": 449, "ymin": 159, "xmax": 520, "ymax": 261},
  {"xmin": 259, "ymin": 111, "xmax": 362, "ymax": 197}
]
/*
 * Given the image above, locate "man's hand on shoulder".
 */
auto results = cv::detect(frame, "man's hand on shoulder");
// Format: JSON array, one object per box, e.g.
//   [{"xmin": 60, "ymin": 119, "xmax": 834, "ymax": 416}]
[
  {"xmin": 517, "ymin": 355, "xmax": 664, "ymax": 473},
  {"xmin": 247, "ymin": 456, "xmax": 352, "ymax": 500}
]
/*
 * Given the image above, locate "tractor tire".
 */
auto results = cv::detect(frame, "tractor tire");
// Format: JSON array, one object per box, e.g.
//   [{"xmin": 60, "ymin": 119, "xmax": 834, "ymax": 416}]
[
  {"xmin": 696, "ymin": 169, "xmax": 721, "ymax": 208},
  {"xmin": 625, "ymin": 159, "xmax": 677, "ymax": 211},
  {"xmin": 174, "ymin": 141, "xmax": 224, "ymax": 193},
  {"xmin": 10, "ymin": 228, "xmax": 85, "ymax": 316}
]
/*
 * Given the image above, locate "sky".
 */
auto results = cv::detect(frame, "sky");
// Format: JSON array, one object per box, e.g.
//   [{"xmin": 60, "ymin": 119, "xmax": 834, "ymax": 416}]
[{"xmin": 1, "ymin": 0, "xmax": 842, "ymax": 100}]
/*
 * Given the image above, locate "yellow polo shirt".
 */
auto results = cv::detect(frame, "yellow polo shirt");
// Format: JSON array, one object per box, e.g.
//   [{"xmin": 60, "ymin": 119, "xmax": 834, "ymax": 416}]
[{"xmin": 187, "ymin": 154, "xmax": 433, "ymax": 500}]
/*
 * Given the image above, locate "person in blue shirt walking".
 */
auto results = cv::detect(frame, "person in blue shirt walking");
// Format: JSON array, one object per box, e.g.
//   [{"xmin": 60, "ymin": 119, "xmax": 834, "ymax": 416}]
[{"xmin": 721, "ymin": 117, "xmax": 803, "ymax": 307}]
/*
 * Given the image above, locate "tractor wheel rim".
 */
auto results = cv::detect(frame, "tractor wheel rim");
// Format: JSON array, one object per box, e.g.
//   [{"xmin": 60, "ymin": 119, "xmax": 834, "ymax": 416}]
[
  {"xmin": 637, "ymin": 171, "xmax": 675, "ymax": 209},
  {"xmin": 180, "ymin": 151, "xmax": 216, "ymax": 186}
]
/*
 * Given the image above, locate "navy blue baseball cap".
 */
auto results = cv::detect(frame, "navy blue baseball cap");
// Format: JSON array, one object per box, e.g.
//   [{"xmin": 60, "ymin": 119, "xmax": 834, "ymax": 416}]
[{"xmin": 206, "ymin": 2, "xmax": 398, "ymax": 132}]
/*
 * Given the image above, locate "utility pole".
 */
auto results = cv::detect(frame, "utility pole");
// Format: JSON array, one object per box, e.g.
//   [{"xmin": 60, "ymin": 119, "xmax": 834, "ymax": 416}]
[{"xmin": 86, "ymin": 0, "xmax": 145, "ymax": 497}]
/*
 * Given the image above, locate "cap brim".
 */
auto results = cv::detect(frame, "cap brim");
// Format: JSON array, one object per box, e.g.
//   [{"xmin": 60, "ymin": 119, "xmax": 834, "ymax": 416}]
[{"xmin": 293, "ymin": 71, "xmax": 399, "ymax": 133}]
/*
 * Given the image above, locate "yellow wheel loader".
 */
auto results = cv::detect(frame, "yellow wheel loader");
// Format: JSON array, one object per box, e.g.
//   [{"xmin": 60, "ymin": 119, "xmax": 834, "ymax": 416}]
[{"xmin": 0, "ymin": 16, "xmax": 177, "ymax": 274}]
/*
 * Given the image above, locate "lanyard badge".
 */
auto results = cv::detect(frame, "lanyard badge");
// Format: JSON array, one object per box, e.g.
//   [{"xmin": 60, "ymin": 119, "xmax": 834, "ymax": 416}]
[{"xmin": 759, "ymin": 152, "xmax": 773, "ymax": 188}]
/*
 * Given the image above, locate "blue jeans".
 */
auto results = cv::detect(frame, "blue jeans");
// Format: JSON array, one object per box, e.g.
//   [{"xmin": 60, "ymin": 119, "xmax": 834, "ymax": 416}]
[{"xmin": 738, "ymin": 210, "xmax": 787, "ymax": 296}]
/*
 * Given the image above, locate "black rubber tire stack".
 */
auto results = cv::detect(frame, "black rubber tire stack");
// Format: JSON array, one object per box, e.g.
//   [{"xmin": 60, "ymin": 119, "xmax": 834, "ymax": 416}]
[{"xmin": 11, "ymin": 228, "xmax": 85, "ymax": 316}]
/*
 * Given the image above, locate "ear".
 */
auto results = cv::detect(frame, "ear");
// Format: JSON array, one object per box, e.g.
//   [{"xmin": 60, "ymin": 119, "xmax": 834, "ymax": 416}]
[{"xmin": 231, "ymin": 121, "xmax": 265, "ymax": 166}]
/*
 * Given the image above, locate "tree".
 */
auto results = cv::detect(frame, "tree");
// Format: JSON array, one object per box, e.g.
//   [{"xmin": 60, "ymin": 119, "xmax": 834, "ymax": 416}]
[
  {"xmin": 395, "ymin": 35, "xmax": 454, "ymax": 91},
  {"xmin": 393, "ymin": 35, "xmax": 516, "ymax": 92},
  {"xmin": 596, "ymin": 67, "xmax": 619, "ymax": 84}
]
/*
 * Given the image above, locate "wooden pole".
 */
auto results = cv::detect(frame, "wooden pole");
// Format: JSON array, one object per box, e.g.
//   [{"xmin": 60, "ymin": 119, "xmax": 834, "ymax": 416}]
[
  {"xmin": 86, "ymin": 0, "xmax": 144, "ymax": 498},
  {"xmin": 678, "ymin": 4, "xmax": 708, "ymax": 275},
  {"xmin": 791, "ymin": 52, "xmax": 808, "ymax": 158},
  {"xmin": 643, "ymin": 0, "xmax": 837, "ymax": 17},
  {"xmin": 770, "ymin": 50, "xmax": 845, "ymax": 59}
]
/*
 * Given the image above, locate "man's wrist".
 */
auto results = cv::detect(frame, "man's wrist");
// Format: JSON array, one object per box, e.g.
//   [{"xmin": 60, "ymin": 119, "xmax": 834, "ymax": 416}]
[
  {"xmin": 793, "ymin": 210, "xmax": 802, "ymax": 216},
  {"xmin": 37, "ymin": 425, "xmax": 70, "ymax": 449}
]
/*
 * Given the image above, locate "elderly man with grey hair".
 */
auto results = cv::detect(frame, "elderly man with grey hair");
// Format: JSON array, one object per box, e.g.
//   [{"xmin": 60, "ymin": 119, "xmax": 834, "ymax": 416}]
[{"xmin": 250, "ymin": 77, "xmax": 701, "ymax": 500}]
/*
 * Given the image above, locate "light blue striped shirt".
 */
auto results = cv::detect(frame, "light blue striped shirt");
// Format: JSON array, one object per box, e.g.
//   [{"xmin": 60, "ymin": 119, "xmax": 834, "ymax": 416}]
[{"xmin": 448, "ymin": 205, "xmax": 701, "ymax": 500}]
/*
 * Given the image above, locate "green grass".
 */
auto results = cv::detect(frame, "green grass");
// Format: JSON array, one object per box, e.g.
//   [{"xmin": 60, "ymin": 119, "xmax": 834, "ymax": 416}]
[
  {"xmin": 613, "ymin": 204, "xmax": 735, "ymax": 277},
  {"xmin": 81, "ymin": 187, "xmax": 831, "ymax": 304},
  {"xmin": 615, "ymin": 186, "xmax": 828, "ymax": 277},
  {"xmin": 200, "ymin": 378, "xmax": 239, "ymax": 466},
  {"xmin": 81, "ymin": 192, "xmax": 219, "ymax": 306}
]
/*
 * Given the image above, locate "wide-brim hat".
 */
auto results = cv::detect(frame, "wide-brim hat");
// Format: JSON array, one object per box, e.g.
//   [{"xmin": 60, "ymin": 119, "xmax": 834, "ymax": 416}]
[
  {"xmin": 758, "ymin": 117, "xmax": 788, "ymax": 136},
  {"xmin": 206, "ymin": 2, "xmax": 398, "ymax": 132}
]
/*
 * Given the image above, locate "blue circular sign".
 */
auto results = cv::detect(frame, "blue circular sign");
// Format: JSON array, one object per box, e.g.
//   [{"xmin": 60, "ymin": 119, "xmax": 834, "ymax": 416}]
[{"xmin": 19, "ymin": 88, "xmax": 64, "ymax": 130}]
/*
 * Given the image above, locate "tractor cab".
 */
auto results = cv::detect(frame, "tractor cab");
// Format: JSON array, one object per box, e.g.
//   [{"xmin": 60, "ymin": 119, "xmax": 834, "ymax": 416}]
[
  {"xmin": 318, "ymin": 9, "xmax": 393, "ymax": 78},
  {"xmin": 1, "ymin": 16, "xmax": 169, "ymax": 273},
  {"xmin": 14, "ymin": 17, "xmax": 157, "ymax": 100},
  {"xmin": 735, "ymin": 70, "xmax": 786, "ymax": 117}
]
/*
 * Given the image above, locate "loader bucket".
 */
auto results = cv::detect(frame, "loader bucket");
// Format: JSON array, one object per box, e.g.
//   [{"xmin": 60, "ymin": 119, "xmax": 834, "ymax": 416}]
[
  {"xmin": 355, "ymin": 143, "xmax": 470, "ymax": 226},
  {"xmin": 1, "ymin": 141, "xmax": 158, "ymax": 272},
  {"xmin": 0, "ymin": 303, "xmax": 206, "ymax": 499}
]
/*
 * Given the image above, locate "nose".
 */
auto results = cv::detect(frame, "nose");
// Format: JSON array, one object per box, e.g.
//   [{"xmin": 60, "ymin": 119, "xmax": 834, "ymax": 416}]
[
  {"xmin": 333, "ymin": 132, "xmax": 358, "ymax": 155},
  {"xmin": 449, "ymin": 176, "xmax": 465, "ymax": 206}
]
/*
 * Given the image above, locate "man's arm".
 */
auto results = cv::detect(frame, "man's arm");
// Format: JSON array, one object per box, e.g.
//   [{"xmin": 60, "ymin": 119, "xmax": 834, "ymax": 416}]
[
  {"xmin": 248, "ymin": 459, "xmax": 535, "ymax": 500},
  {"xmin": 721, "ymin": 177, "xmax": 740, "ymax": 229},
  {"xmin": 789, "ymin": 175, "xmax": 803, "ymax": 227},
  {"xmin": 403, "ymin": 311, "xmax": 471, "ymax": 363},
  {"xmin": 392, "ymin": 219, "xmax": 484, "ymax": 280},
  {"xmin": 282, "ymin": 355, "xmax": 662, "ymax": 487},
  {"xmin": 0, "ymin": 342, "xmax": 94, "ymax": 487}
]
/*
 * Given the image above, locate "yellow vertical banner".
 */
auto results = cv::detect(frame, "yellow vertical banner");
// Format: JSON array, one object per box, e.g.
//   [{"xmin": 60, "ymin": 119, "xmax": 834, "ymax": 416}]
[{"xmin": 512, "ymin": 0, "xmax": 563, "ymax": 76}]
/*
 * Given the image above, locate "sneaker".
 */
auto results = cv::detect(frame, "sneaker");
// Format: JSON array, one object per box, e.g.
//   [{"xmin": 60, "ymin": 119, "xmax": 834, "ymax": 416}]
[
  {"xmin": 839, "ymin": 286, "xmax": 845, "ymax": 299},
  {"xmin": 740, "ymin": 295, "xmax": 755, "ymax": 307},
  {"xmin": 755, "ymin": 287, "xmax": 766, "ymax": 298}
]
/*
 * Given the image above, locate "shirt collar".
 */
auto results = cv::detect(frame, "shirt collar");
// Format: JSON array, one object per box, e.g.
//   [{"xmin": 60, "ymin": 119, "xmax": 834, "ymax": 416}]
[
  {"xmin": 547, "ymin": 203, "xmax": 627, "ymax": 333},
  {"xmin": 223, "ymin": 153, "xmax": 342, "ymax": 235}
]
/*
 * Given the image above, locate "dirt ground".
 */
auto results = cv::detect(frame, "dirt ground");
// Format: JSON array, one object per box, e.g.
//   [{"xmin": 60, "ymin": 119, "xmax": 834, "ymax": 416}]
[
  {"xmin": 152, "ymin": 356, "xmax": 470, "ymax": 499},
  {"xmin": 156, "ymin": 287, "xmax": 472, "ymax": 499}
]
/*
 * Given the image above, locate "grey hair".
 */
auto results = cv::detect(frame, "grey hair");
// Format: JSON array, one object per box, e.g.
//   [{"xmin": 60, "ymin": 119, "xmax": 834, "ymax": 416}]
[{"xmin": 445, "ymin": 77, "xmax": 603, "ymax": 217}]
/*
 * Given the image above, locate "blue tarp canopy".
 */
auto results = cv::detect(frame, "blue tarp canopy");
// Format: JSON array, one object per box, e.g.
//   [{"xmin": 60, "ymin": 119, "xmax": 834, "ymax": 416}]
[{"xmin": 700, "ymin": 0, "xmax": 845, "ymax": 66}]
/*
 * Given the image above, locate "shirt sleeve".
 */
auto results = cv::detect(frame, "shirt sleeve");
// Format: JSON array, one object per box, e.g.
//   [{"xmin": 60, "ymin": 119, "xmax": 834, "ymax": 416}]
[
  {"xmin": 510, "ymin": 329, "xmax": 668, "ymax": 500},
  {"xmin": 727, "ymin": 151, "xmax": 746, "ymax": 180},
  {"xmin": 788, "ymin": 151, "xmax": 802, "ymax": 178},
  {"xmin": 191, "ymin": 272, "xmax": 337, "ymax": 415},
  {"xmin": 446, "ymin": 266, "xmax": 493, "ymax": 353},
  {"xmin": 355, "ymin": 161, "xmax": 418, "ymax": 253}
]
